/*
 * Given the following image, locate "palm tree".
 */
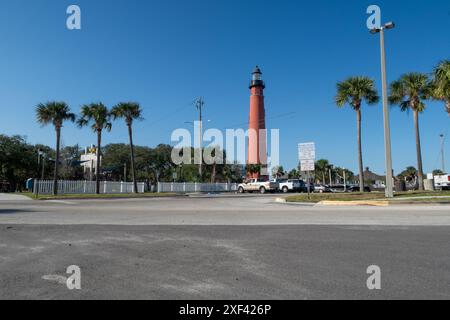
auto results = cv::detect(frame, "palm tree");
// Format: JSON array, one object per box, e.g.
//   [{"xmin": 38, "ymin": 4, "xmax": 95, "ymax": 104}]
[
  {"xmin": 389, "ymin": 73, "xmax": 430, "ymax": 190},
  {"xmin": 111, "ymin": 102, "xmax": 143, "ymax": 193},
  {"xmin": 36, "ymin": 102, "xmax": 76, "ymax": 195},
  {"xmin": 431, "ymin": 60, "xmax": 450, "ymax": 116},
  {"xmin": 77, "ymin": 103, "xmax": 112, "ymax": 194},
  {"xmin": 335, "ymin": 77, "xmax": 379, "ymax": 192},
  {"xmin": 315, "ymin": 159, "xmax": 330, "ymax": 184}
]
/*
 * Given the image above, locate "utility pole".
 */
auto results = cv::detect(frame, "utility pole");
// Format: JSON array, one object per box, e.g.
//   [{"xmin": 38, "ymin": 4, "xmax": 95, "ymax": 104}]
[
  {"xmin": 441, "ymin": 134, "xmax": 446, "ymax": 173},
  {"xmin": 196, "ymin": 97, "xmax": 205, "ymax": 178}
]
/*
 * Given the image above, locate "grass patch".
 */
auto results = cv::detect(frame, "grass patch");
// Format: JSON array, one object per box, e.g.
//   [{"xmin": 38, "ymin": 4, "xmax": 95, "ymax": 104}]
[
  {"xmin": 393, "ymin": 198, "xmax": 450, "ymax": 203},
  {"xmin": 21, "ymin": 192, "xmax": 179, "ymax": 200},
  {"xmin": 285, "ymin": 191, "xmax": 450, "ymax": 203}
]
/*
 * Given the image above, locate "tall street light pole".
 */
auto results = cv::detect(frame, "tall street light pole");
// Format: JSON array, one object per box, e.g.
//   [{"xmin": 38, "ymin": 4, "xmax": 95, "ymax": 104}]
[
  {"xmin": 195, "ymin": 97, "xmax": 205, "ymax": 178},
  {"xmin": 441, "ymin": 134, "xmax": 446, "ymax": 173},
  {"xmin": 371, "ymin": 22, "xmax": 395, "ymax": 198}
]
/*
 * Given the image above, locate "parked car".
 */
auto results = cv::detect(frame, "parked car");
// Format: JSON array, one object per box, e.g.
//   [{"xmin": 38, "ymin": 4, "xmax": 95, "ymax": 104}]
[
  {"xmin": 314, "ymin": 184, "xmax": 332, "ymax": 193},
  {"xmin": 347, "ymin": 185, "xmax": 372, "ymax": 193},
  {"xmin": 238, "ymin": 178, "xmax": 278, "ymax": 194},
  {"xmin": 277, "ymin": 179, "xmax": 308, "ymax": 193},
  {"xmin": 328, "ymin": 185, "xmax": 347, "ymax": 193}
]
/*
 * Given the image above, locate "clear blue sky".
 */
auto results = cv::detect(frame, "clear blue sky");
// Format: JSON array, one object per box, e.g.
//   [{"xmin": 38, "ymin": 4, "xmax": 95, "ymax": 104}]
[{"xmin": 0, "ymin": 0, "xmax": 449, "ymax": 175}]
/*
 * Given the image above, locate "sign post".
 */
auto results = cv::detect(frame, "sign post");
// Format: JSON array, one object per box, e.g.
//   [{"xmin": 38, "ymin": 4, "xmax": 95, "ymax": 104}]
[{"xmin": 299, "ymin": 143, "xmax": 316, "ymax": 200}]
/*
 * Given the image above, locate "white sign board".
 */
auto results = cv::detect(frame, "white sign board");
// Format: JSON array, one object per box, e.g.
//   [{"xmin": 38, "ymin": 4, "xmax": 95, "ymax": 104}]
[
  {"xmin": 299, "ymin": 143, "xmax": 316, "ymax": 161},
  {"xmin": 299, "ymin": 143, "xmax": 316, "ymax": 172},
  {"xmin": 300, "ymin": 160, "xmax": 315, "ymax": 172}
]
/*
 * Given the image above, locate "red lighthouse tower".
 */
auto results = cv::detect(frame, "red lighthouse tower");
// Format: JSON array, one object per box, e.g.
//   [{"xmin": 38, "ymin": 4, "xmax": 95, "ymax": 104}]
[{"xmin": 247, "ymin": 66, "xmax": 268, "ymax": 179}]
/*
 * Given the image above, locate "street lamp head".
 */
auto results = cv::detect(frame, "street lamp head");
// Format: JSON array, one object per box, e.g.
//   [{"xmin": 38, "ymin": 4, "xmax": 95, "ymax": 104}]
[
  {"xmin": 384, "ymin": 22, "xmax": 395, "ymax": 29},
  {"xmin": 370, "ymin": 28, "xmax": 380, "ymax": 34}
]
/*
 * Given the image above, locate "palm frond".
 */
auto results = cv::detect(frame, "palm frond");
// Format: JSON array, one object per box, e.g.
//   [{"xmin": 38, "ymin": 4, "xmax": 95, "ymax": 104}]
[
  {"xmin": 431, "ymin": 60, "xmax": 450, "ymax": 102},
  {"xmin": 389, "ymin": 73, "xmax": 430, "ymax": 112},
  {"xmin": 335, "ymin": 77, "xmax": 379, "ymax": 110},
  {"xmin": 78, "ymin": 103, "xmax": 112, "ymax": 132},
  {"xmin": 35, "ymin": 101, "xmax": 75, "ymax": 127},
  {"xmin": 111, "ymin": 102, "xmax": 144, "ymax": 124}
]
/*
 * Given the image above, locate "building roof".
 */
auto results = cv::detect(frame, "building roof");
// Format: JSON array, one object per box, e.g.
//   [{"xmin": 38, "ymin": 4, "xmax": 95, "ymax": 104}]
[{"xmin": 363, "ymin": 167, "xmax": 385, "ymax": 181}]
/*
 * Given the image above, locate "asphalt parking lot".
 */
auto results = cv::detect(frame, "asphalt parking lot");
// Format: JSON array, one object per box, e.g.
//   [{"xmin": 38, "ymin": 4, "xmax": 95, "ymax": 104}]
[{"xmin": 1, "ymin": 196, "xmax": 449, "ymax": 299}]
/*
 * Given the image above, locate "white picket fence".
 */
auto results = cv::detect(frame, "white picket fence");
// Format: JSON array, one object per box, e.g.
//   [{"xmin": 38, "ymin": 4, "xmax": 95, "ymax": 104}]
[
  {"xmin": 34, "ymin": 180, "xmax": 146, "ymax": 195},
  {"xmin": 157, "ymin": 182, "xmax": 238, "ymax": 193}
]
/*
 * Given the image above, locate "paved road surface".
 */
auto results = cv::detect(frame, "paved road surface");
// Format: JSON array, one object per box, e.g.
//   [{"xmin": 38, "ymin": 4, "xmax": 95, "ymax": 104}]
[
  {"xmin": 0, "ymin": 196, "xmax": 449, "ymax": 299},
  {"xmin": 0, "ymin": 193, "xmax": 31, "ymax": 201},
  {"xmin": 1, "ymin": 196, "xmax": 450, "ymax": 226}
]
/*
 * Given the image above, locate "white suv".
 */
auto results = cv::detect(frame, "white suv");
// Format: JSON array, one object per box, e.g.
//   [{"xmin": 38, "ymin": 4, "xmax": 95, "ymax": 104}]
[{"xmin": 276, "ymin": 179, "xmax": 307, "ymax": 193}]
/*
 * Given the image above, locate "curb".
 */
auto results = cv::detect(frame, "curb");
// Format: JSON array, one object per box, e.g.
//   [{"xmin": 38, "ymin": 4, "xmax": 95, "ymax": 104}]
[
  {"xmin": 33, "ymin": 194, "xmax": 186, "ymax": 201},
  {"xmin": 318, "ymin": 200, "xmax": 389, "ymax": 207}
]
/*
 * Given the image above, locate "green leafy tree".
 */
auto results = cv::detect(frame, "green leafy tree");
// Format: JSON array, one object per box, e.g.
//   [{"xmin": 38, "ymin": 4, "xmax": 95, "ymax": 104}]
[
  {"xmin": 246, "ymin": 164, "xmax": 261, "ymax": 178},
  {"xmin": 389, "ymin": 73, "xmax": 430, "ymax": 190},
  {"xmin": 288, "ymin": 168, "xmax": 300, "ymax": 179},
  {"xmin": 36, "ymin": 102, "xmax": 76, "ymax": 195},
  {"xmin": 102, "ymin": 144, "xmax": 132, "ymax": 181},
  {"xmin": 335, "ymin": 77, "xmax": 379, "ymax": 192},
  {"xmin": 0, "ymin": 135, "xmax": 38, "ymax": 191},
  {"xmin": 223, "ymin": 163, "xmax": 245, "ymax": 183},
  {"xmin": 149, "ymin": 144, "xmax": 176, "ymax": 183},
  {"xmin": 111, "ymin": 102, "xmax": 143, "ymax": 193},
  {"xmin": 433, "ymin": 169, "xmax": 445, "ymax": 176},
  {"xmin": 102, "ymin": 143, "xmax": 175, "ymax": 184},
  {"xmin": 59, "ymin": 144, "xmax": 84, "ymax": 180},
  {"xmin": 77, "ymin": 103, "xmax": 112, "ymax": 194},
  {"xmin": 431, "ymin": 60, "xmax": 450, "ymax": 116},
  {"xmin": 397, "ymin": 166, "xmax": 418, "ymax": 187}
]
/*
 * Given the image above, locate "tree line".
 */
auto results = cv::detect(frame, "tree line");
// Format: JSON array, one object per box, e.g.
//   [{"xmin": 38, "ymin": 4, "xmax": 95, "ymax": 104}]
[{"xmin": 0, "ymin": 135, "xmax": 246, "ymax": 193}]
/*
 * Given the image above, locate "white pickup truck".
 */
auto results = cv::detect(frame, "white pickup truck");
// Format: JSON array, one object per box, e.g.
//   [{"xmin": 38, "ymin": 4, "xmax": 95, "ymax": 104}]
[
  {"xmin": 434, "ymin": 175, "xmax": 450, "ymax": 190},
  {"xmin": 238, "ymin": 178, "xmax": 278, "ymax": 194}
]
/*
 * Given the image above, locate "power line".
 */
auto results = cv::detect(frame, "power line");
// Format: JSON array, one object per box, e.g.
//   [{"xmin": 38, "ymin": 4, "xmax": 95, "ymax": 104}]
[
  {"xmin": 146, "ymin": 100, "xmax": 197, "ymax": 128},
  {"xmin": 218, "ymin": 111, "xmax": 298, "ymax": 130}
]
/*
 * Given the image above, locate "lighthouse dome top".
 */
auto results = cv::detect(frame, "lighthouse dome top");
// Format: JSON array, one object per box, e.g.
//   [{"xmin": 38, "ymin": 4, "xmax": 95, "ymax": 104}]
[
  {"xmin": 252, "ymin": 66, "xmax": 262, "ymax": 74},
  {"xmin": 250, "ymin": 66, "xmax": 265, "ymax": 89}
]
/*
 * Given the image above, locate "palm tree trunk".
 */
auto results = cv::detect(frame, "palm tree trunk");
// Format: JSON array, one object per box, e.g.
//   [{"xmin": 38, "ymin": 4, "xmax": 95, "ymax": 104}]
[
  {"xmin": 414, "ymin": 110, "xmax": 424, "ymax": 190},
  {"xmin": 127, "ymin": 124, "xmax": 138, "ymax": 193},
  {"xmin": 53, "ymin": 126, "xmax": 61, "ymax": 196},
  {"xmin": 356, "ymin": 109, "xmax": 365, "ymax": 192},
  {"xmin": 446, "ymin": 100, "xmax": 450, "ymax": 117},
  {"xmin": 96, "ymin": 130, "xmax": 102, "ymax": 194},
  {"xmin": 211, "ymin": 162, "xmax": 216, "ymax": 183}
]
